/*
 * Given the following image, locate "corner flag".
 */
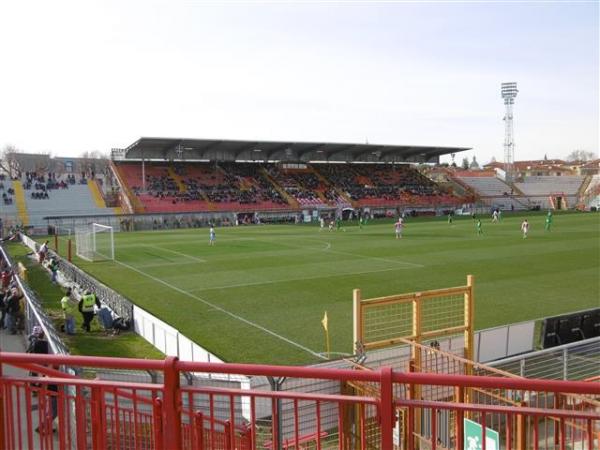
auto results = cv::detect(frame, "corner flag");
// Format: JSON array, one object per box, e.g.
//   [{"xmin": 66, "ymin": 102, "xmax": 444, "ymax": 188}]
[{"xmin": 321, "ymin": 311, "xmax": 331, "ymax": 359}]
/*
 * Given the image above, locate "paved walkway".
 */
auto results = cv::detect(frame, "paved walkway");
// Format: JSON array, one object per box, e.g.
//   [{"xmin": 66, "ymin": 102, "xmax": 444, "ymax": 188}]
[
  {"xmin": 0, "ymin": 329, "xmax": 60, "ymax": 449},
  {"xmin": 0, "ymin": 327, "xmax": 27, "ymax": 372}
]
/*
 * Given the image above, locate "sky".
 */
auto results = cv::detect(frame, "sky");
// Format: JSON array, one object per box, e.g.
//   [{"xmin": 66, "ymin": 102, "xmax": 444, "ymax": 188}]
[{"xmin": 0, "ymin": 1, "xmax": 597, "ymax": 165}]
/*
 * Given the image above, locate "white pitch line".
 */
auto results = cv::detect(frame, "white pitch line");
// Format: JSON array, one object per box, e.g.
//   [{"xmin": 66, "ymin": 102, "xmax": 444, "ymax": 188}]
[
  {"xmin": 190, "ymin": 266, "xmax": 408, "ymax": 292},
  {"xmin": 264, "ymin": 237, "xmax": 424, "ymax": 268},
  {"xmin": 142, "ymin": 244, "xmax": 206, "ymax": 263},
  {"xmin": 323, "ymin": 247, "xmax": 424, "ymax": 268},
  {"xmin": 110, "ymin": 258, "xmax": 327, "ymax": 360},
  {"xmin": 130, "ymin": 260, "xmax": 197, "ymax": 269},
  {"xmin": 118, "ymin": 237, "xmax": 258, "ymax": 248}
]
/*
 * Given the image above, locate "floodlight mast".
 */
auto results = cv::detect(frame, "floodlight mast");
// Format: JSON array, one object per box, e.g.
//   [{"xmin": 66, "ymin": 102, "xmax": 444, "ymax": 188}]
[{"xmin": 501, "ymin": 82, "xmax": 518, "ymax": 183}]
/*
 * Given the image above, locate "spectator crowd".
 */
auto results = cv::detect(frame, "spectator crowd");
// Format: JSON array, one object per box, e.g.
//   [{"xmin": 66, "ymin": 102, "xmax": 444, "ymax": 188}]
[{"xmin": 121, "ymin": 161, "xmax": 463, "ymax": 212}]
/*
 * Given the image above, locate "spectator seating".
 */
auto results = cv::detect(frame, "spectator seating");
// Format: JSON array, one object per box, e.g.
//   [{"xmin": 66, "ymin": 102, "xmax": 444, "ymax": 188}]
[
  {"xmin": 457, "ymin": 176, "xmax": 514, "ymax": 197},
  {"xmin": 455, "ymin": 176, "xmax": 528, "ymax": 210},
  {"xmin": 314, "ymin": 164, "xmax": 457, "ymax": 207},
  {"xmin": 0, "ymin": 176, "xmax": 19, "ymax": 225},
  {"xmin": 116, "ymin": 163, "xmax": 212, "ymax": 213},
  {"xmin": 20, "ymin": 174, "xmax": 117, "ymax": 227},
  {"xmin": 514, "ymin": 176, "xmax": 585, "ymax": 210},
  {"xmin": 264, "ymin": 166, "xmax": 328, "ymax": 207},
  {"xmin": 212, "ymin": 162, "xmax": 288, "ymax": 209},
  {"xmin": 114, "ymin": 161, "xmax": 462, "ymax": 212},
  {"xmin": 115, "ymin": 162, "xmax": 290, "ymax": 213},
  {"xmin": 514, "ymin": 176, "xmax": 585, "ymax": 196}
]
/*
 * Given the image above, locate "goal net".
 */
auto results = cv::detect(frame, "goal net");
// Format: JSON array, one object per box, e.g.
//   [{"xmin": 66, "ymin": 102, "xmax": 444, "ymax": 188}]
[{"xmin": 75, "ymin": 223, "xmax": 114, "ymax": 262}]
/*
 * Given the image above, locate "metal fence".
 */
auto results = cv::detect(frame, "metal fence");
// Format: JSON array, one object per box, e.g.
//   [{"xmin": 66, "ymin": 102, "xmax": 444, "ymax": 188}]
[
  {"xmin": 488, "ymin": 337, "xmax": 600, "ymax": 381},
  {"xmin": 0, "ymin": 244, "xmax": 69, "ymax": 355},
  {"xmin": 0, "ymin": 353, "xmax": 598, "ymax": 450}
]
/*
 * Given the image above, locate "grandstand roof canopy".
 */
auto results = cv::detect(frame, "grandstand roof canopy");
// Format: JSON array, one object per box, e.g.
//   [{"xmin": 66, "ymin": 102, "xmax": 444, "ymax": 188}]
[{"xmin": 118, "ymin": 137, "xmax": 470, "ymax": 164}]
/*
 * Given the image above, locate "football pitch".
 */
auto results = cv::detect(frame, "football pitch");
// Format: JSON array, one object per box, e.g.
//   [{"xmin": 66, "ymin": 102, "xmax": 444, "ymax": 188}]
[{"xmin": 67, "ymin": 212, "xmax": 599, "ymax": 365}]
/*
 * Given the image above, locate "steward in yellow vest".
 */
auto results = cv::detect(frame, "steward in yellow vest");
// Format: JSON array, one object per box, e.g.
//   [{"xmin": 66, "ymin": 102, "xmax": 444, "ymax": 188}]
[{"xmin": 78, "ymin": 290, "xmax": 100, "ymax": 332}]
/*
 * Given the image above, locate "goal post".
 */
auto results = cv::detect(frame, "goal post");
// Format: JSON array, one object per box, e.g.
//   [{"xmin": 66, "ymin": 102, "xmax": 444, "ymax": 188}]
[{"xmin": 75, "ymin": 223, "xmax": 114, "ymax": 262}]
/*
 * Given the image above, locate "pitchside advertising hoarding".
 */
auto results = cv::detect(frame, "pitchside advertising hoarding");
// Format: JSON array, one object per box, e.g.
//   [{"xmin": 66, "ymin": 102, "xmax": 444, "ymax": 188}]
[{"xmin": 464, "ymin": 418, "xmax": 500, "ymax": 450}]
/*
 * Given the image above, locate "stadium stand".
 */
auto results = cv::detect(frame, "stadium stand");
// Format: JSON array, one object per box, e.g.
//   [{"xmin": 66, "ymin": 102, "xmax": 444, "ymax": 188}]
[
  {"xmin": 515, "ymin": 175, "xmax": 585, "ymax": 196},
  {"xmin": 455, "ymin": 174, "xmax": 530, "ymax": 210},
  {"xmin": 217, "ymin": 162, "xmax": 289, "ymax": 209},
  {"xmin": 114, "ymin": 161, "xmax": 461, "ymax": 213},
  {"xmin": 115, "ymin": 162, "xmax": 211, "ymax": 213},
  {"xmin": 264, "ymin": 165, "xmax": 328, "ymax": 207},
  {"xmin": 456, "ymin": 175, "xmax": 513, "ymax": 197},
  {"xmin": 313, "ymin": 163, "xmax": 459, "ymax": 207},
  {"xmin": 582, "ymin": 174, "xmax": 600, "ymax": 209},
  {"xmin": 114, "ymin": 161, "xmax": 290, "ymax": 213},
  {"xmin": 0, "ymin": 176, "xmax": 20, "ymax": 227},
  {"xmin": 20, "ymin": 173, "xmax": 117, "ymax": 228},
  {"xmin": 514, "ymin": 175, "xmax": 585, "ymax": 209}
]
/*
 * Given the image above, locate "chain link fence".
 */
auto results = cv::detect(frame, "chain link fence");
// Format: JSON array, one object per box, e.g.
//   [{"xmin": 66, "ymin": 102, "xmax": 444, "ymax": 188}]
[{"xmin": 20, "ymin": 233, "xmax": 133, "ymax": 322}]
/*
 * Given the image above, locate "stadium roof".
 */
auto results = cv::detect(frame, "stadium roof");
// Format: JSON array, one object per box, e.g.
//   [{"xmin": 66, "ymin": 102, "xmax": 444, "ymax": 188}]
[{"xmin": 117, "ymin": 137, "xmax": 470, "ymax": 163}]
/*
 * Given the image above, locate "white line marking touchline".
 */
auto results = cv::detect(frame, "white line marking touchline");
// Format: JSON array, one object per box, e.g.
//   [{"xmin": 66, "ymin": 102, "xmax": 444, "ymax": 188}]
[{"xmin": 111, "ymin": 258, "xmax": 327, "ymax": 360}]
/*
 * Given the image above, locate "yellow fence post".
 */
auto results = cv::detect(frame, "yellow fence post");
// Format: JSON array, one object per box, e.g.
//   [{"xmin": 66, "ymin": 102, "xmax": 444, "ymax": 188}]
[
  {"xmin": 412, "ymin": 292, "xmax": 423, "ymax": 375},
  {"xmin": 353, "ymin": 289, "xmax": 362, "ymax": 354},
  {"xmin": 464, "ymin": 274, "xmax": 474, "ymax": 368}
]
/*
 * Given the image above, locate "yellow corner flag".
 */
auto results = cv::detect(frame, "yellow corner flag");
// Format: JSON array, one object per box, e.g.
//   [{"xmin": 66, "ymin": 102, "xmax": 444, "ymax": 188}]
[{"xmin": 322, "ymin": 311, "xmax": 330, "ymax": 359}]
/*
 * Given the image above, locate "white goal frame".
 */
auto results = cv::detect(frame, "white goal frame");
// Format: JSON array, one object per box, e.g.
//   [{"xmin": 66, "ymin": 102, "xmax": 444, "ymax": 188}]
[{"xmin": 75, "ymin": 223, "xmax": 114, "ymax": 262}]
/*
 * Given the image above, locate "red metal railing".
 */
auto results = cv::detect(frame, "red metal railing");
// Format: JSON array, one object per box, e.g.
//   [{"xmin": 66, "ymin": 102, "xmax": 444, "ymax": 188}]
[{"xmin": 0, "ymin": 352, "xmax": 598, "ymax": 450}]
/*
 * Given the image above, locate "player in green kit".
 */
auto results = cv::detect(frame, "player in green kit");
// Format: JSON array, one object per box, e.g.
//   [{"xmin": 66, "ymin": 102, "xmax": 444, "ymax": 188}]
[
  {"xmin": 476, "ymin": 219, "xmax": 483, "ymax": 236},
  {"xmin": 545, "ymin": 211, "xmax": 553, "ymax": 231}
]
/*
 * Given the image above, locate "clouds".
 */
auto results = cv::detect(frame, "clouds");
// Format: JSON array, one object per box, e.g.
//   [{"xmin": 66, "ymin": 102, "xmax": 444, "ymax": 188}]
[{"xmin": 0, "ymin": 1, "xmax": 597, "ymax": 163}]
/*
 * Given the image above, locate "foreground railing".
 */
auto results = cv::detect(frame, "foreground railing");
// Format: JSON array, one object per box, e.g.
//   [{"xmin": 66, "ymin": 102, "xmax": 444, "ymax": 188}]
[{"xmin": 0, "ymin": 352, "xmax": 598, "ymax": 450}]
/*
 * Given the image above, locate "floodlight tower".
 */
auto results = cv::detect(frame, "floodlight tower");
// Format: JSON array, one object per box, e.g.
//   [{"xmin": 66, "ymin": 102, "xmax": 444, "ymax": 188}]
[{"xmin": 501, "ymin": 82, "xmax": 518, "ymax": 183}]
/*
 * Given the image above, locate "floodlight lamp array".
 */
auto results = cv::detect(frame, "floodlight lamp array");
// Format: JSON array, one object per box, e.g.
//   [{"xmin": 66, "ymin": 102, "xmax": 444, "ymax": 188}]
[{"xmin": 501, "ymin": 82, "xmax": 518, "ymax": 100}]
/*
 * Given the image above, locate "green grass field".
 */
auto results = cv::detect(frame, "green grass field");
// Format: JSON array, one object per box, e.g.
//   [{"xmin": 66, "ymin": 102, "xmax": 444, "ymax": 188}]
[{"xmin": 62, "ymin": 212, "xmax": 599, "ymax": 365}]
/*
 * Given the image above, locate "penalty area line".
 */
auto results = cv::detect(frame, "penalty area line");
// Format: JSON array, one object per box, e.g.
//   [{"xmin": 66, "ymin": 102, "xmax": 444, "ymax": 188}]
[
  {"xmin": 111, "ymin": 258, "xmax": 327, "ymax": 360},
  {"xmin": 190, "ymin": 266, "xmax": 409, "ymax": 292},
  {"xmin": 142, "ymin": 244, "xmax": 206, "ymax": 263},
  {"xmin": 324, "ymin": 247, "xmax": 424, "ymax": 268}
]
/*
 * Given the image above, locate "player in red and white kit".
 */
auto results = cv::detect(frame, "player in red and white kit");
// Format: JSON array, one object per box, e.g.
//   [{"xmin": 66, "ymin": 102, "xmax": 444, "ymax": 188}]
[
  {"xmin": 521, "ymin": 219, "xmax": 529, "ymax": 239},
  {"xmin": 394, "ymin": 218, "xmax": 404, "ymax": 239}
]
